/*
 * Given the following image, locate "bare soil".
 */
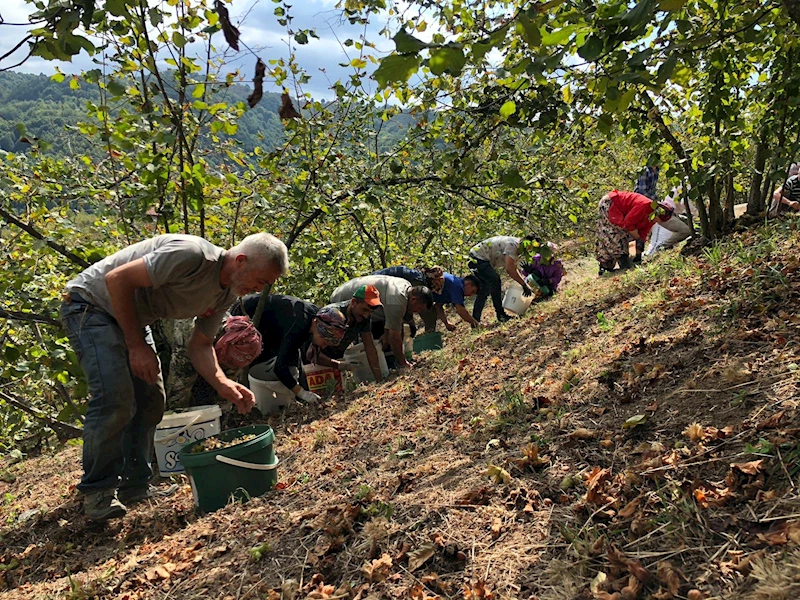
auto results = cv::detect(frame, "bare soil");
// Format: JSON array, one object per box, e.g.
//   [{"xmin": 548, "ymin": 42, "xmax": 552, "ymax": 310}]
[{"xmin": 3, "ymin": 223, "xmax": 800, "ymax": 600}]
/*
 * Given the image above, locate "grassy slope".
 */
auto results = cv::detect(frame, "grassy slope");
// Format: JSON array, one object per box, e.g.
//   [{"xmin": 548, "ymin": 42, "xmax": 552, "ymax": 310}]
[{"xmin": 3, "ymin": 221, "xmax": 800, "ymax": 599}]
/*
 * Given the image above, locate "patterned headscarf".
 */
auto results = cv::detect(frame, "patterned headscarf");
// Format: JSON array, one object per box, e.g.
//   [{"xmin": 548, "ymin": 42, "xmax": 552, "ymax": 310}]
[
  {"xmin": 214, "ymin": 316, "xmax": 262, "ymax": 368},
  {"xmin": 306, "ymin": 306, "xmax": 347, "ymax": 364},
  {"xmin": 418, "ymin": 266, "xmax": 445, "ymax": 294}
]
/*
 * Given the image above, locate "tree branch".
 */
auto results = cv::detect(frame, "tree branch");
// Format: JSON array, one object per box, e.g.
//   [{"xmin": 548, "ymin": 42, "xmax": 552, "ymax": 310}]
[
  {"xmin": 0, "ymin": 305, "xmax": 61, "ymax": 326},
  {"xmin": 0, "ymin": 206, "xmax": 90, "ymax": 268},
  {"xmin": 0, "ymin": 389, "xmax": 82, "ymax": 442}
]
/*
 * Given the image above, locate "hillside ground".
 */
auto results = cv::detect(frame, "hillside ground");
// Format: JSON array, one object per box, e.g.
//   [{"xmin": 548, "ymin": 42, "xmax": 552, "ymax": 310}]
[{"xmin": 3, "ymin": 219, "xmax": 800, "ymax": 600}]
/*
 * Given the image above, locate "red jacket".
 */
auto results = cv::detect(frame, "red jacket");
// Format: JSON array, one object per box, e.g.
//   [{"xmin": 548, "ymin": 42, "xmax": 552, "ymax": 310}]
[{"xmin": 607, "ymin": 190, "xmax": 657, "ymax": 239}]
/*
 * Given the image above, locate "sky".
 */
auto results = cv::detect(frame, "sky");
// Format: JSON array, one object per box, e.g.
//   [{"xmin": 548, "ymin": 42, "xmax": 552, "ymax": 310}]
[{"xmin": 0, "ymin": 0, "xmax": 398, "ymax": 99}]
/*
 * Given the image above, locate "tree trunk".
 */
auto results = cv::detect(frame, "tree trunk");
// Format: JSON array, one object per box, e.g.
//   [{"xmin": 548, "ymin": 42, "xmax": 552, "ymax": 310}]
[
  {"xmin": 748, "ymin": 136, "xmax": 768, "ymax": 215},
  {"xmin": 724, "ymin": 171, "xmax": 735, "ymax": 227}
]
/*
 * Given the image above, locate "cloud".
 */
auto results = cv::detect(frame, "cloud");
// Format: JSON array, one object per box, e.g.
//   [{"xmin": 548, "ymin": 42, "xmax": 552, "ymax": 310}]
[{"xmin": 0, "ymin": 0, "xmax": 396, "ymax": 98}]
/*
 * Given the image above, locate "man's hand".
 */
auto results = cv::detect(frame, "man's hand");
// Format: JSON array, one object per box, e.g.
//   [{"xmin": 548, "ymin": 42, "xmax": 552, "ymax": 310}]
[
  {"xmin": 521, "ymin": 283, "xmax": 533, "ymax": 298},
  {"xmin": 791, "ymin": 200, "xmax": 800, "ymax": 211},
  {"xmin": 129, "ymin": 343, "xmax": 160, "ymax": 385},
  {"xmin": 445, "ymin": 322, "xmax": 457, "ymax": 332},
  {"xmin": 216, "ymin": 378, "xmax": 255, "ymax": 414},
  {"xmin": 296, "ymin": 389, "xmax": 321, "ymax": 404}
]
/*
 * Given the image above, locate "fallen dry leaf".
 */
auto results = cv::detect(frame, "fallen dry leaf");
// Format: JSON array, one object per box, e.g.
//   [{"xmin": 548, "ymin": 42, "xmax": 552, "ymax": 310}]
[
  {"xmin": 757, "ymin": 410, "xmax": 786, "ymax": 430},
  {"xmin": 731, "ymin": 460, "xmax": 765, "ymax": 476},
  {"xmin": 462, "ymin": 579, "xmax": 494, "ymax": 599},
  {"xmin": 656, "ymin": 560, "xmax": 685, "ymax": 596},
  {"xmin": 684, "ymin": 423, "xmax": 704, "ymax": 443},
  {"xmin": 569, "ymin": 428, "xmax": 597, "ymax": 440},
  {"xmin": 361, "ymin": 553, "xmax": 392, "ymax": 583},
  {"xmin": 408, "ymin": 543, "xmax": 436, "ymax": 572},
  {"xmin": 490, "ymin": 518, "xmax": 502, "ymax": 539},
  {"xmin": 618, "ymin": 496, "xmax": 642, "ymax": 519}
]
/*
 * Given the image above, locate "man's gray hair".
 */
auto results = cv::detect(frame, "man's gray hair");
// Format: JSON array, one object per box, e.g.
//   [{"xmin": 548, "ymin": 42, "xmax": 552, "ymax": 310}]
[{"xmin": 230, "ymin": 233, "xmax": 289, "ymax": 274}]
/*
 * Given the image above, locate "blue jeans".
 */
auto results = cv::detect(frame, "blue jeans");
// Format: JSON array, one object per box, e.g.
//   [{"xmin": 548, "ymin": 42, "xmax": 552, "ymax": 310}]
[
  {"xmin": 60, "ymin": 294, "xmax": 165, "ymax": 493},
  {"xmin": 469, "ymin": 258, "xmax": 504, "ymax": 321}
]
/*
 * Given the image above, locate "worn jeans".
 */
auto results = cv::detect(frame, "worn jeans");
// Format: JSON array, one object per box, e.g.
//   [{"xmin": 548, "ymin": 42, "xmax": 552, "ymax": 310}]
[
  {"xmin": 60, "ymin": 294, "xmax": 165, "ymax": 493},
  {"xmin": 469, "ymin": 257, "xmax": 504, "ymax": 321}
]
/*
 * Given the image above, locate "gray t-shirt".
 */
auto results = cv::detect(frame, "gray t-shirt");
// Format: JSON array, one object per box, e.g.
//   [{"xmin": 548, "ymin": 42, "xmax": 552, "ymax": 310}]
[
  {"xmin": 65, "ymin": 234, "xmax": 236, "ymax": 338},
  {"xmin": 330, "ymin": 275, "xmax": 411, "ymax": 331},
  {"xmin": 470, "ymin": 236, "xmax": 522, "ymax": 270}
]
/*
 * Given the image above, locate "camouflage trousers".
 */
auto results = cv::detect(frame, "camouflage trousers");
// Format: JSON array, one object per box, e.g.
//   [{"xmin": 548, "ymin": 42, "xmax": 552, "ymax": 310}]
[{"xmin": 152, "ymin": 319, "xmax": 237, "ymax": 410}]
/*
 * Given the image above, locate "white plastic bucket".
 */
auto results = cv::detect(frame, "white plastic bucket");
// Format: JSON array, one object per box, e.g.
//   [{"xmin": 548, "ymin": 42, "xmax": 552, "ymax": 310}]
[
  {"xmin": 302, "ymin": 364, "xmax": 342, "ymax": 396},
  {"xmin": 154, "ymin": 404, "xmax": 222, "ymax": 476},
  {"xmin": 503, "ymin": 282, "xmax": 534, "ymax": 316},
  {"xmin": 248, "ymin": 361, "xmax": 296, "ymax": 414},
  {"xmin": 344, "ymin": 339, "xmax": 389, "ymax": 384}
]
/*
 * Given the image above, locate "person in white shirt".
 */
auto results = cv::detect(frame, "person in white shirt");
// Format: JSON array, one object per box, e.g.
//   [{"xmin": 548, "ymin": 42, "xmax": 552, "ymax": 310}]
[
  {"xmin": 645, "ymin": 186, "xmax": 692, "ymax": 256},
  {"xmin": 468, "ymin": 235, "xmax": 535, "ymax": 323}
]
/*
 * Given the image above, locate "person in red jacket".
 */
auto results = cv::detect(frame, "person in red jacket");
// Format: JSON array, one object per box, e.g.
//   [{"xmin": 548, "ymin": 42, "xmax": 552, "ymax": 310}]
[{"xmin": 595, "ymin": 190, "xmax": 673, "ymax": 275}]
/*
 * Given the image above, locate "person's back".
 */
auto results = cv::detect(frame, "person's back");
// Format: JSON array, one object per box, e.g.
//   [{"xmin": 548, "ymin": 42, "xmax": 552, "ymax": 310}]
[
  {"xmin": 372, "ymin": 266, "xmax": 424, "ymax": 285},
  {"xmin": 231, "ymin": 294, "xmax": 317, "ymax": 365},
  {"xmin": 66, "ymin": 234, "xmax": 236, "ymax": 338}
]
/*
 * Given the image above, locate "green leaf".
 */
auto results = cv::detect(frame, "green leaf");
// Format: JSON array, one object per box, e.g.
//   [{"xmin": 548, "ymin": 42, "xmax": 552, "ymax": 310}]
[
  {"xmin": 149, "ymin": 7, "xmax": 162, "ymax": 26},
  {"xmin": 622, "ymin": 414, "xmax": 648, "ymax": 429},
  {"xmin": 373, "ymin": 54, "xmax": 422, "ymax": 88},
  {"xmin": 4, "ymin": 345, "xmax": 21, "ymax": 362},
  {"xmin": 618, "ymin": 88, "xmax": 637, "ymax": 113},
  {"xmin": 501, "ymin": 167, "xmax": 525, "ymax": 187},
  {"xmin": 541, "ymin": 25, "xmax": 575, "ymax": 46},
  {"xmin": 578, "ymin": 36, "xmax": 603, "ymax": 61},
  {"xmin": 597, "ymin": 113, "xmax": 613, "ymax": 135},
  {"xmin": 106, "ymin": 0, "xmax": 129, "ymax": 17},
  {"xmin": 499, "ymin": 100, "xmax": 516, "ymax": 119},
  {"xmin": 192, "ymin": 83, "xmax": 205, "ymax": 98},
  {"xmin": 69, "ymin": 77, "xmax": 80, "ymax": 90},
  {"xmin": 657, "ymin": 0, "xmax": 687, "ymax": 11},
  {"xmin": 562, "ymin": 84, "xmax": 572, "ymax": 104},
  {"xmin": 106, "ymin": 80, "xmax": 126, "ymax": 96},
  {"xmin": 50, "ymin": 72, "xmax": 65, "ymax": 83},
  {"xmin": 568, "ymin": 214, "xmax": 578, "ymax": 224},
  {"xmin": 471, "ymin": 42, "xmax": 492, "ymax": 62},
  {"xmin": 172, "ymin": 31, "xmax": 187, "ymax": 48},
  {"xmin": 393, "ymin": 29, "xmax": 428, "ymax": 53},
  {"xmin": 656, "ymin": 54, "xmax": 678, "ymax": 85},
  {"xmin": 428, "ymin": 46, "xmax": 466, "ymax": 76},
  {"xmin": 295, "ymin": 31, "xmax": 308, "ymax": 44},
  {"xmin": 621, "ymin": 0, "xmax": 655, "ymax": 27},
  {"xmin": 516, "ymin": 14, "xmax": 541, "ymax": 46}
]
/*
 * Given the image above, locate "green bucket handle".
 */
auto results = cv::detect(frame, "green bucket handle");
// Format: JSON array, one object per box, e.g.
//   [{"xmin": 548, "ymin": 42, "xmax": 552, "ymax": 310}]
[{"xmin": 215, "ymin": 455, "xmax": 280, "ymax": 471}]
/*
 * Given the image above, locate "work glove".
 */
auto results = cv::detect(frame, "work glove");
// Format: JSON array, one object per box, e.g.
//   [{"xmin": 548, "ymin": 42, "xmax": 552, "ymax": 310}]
[
  {"xmin": 296, "ymin": 389, "xmax": 321, "ymax": 404},
  {"xmin": 521, "ymin": 283, "xmax": 533, "ymax": 298}
]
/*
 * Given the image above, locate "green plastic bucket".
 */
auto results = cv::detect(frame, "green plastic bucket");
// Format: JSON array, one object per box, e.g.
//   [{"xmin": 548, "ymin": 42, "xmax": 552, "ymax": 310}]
[
  {"xmin": 413, "ymin": 331, "xmax": 443, "ymax": 353},
  {"xmin": 179, "ymin": 425, "xmax": 278, "ymax": 513}
]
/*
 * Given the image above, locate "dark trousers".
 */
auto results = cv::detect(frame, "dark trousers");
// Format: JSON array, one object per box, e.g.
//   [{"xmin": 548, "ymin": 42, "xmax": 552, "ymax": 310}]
[
  {"xmin": 60, "ymin": 295, "xmax": 165, "ymax": 493},
  {"xmin": 469, "ymin": 258, "xmax": 504, "ymax": 321}
]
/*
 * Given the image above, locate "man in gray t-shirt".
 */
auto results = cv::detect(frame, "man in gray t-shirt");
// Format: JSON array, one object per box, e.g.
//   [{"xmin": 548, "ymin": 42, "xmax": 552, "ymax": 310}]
[
  {"xmin": 330, "ymin": 275, "xmax": 432, "ymax": 369},
  {"xmin": 60, "ymin": 233, "xmax": 288, "ymax": 521}
]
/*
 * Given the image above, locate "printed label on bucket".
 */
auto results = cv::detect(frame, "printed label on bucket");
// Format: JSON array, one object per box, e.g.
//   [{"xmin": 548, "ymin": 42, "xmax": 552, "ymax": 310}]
[
  {"xmin": 306, "ymin": 370, "xmax": 342, "ymax": 394},
  {"xmin": 156, "ymin": 419, "xmax": 218, "ymax": 475}
]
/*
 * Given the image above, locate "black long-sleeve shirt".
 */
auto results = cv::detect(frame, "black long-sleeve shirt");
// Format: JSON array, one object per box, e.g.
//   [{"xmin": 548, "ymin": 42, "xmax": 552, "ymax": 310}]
[{"xmin": 231, "ymin": 294, "xmax": 318, "ymax": 390}]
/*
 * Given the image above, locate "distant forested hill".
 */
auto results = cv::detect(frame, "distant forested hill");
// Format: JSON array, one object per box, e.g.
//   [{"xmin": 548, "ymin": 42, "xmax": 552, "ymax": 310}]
[{"xmin": 0, "ymin": 71, "xmax": 414, "ymax": 158}]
